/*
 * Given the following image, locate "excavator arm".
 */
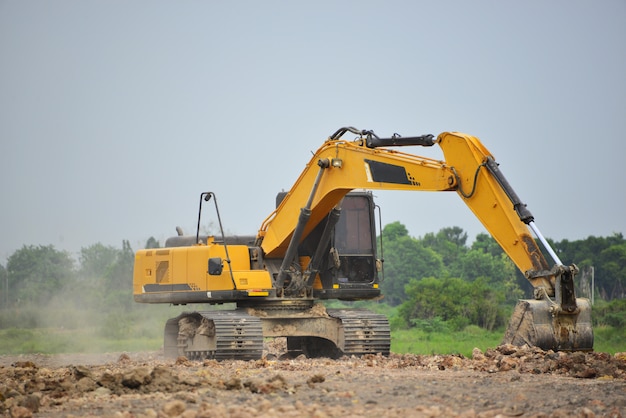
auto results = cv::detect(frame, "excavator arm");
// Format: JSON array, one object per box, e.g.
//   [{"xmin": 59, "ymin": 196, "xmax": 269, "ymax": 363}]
[
  {"xmin": 259, "ymin": 129, "xmax": 550, "ymax": 287},
  {"xmin": 256, "ymin": 127, "xmax": 592, "ymax": 351}
]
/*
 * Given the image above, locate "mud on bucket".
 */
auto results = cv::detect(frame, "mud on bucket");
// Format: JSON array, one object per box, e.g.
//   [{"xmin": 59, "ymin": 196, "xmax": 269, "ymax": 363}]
[{"xmin": 502, "ymin": 298, "xmax": 593, "ymax": 351}]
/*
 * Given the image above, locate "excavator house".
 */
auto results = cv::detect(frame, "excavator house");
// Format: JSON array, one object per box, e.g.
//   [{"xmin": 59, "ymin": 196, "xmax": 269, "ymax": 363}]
[{"xmin": 133, "ymin": 127, "xmax": 593, "ymax": 360}]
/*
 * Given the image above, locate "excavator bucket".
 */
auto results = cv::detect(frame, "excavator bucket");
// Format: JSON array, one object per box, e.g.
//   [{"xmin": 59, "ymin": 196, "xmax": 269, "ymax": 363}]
[{"xmin": 502, "ymin": 298, "xmax": 593, "ymax": 351}]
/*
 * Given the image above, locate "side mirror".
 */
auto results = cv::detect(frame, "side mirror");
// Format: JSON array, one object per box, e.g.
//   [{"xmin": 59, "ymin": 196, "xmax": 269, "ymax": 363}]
[{"xmin": 208, "ymin": 257, "xmax": 223, "ymax": 275}]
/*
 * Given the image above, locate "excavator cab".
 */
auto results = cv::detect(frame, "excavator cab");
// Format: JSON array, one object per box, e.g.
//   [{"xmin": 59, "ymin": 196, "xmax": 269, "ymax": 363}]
[
  {"xmin": 273, "ymin": 191, "xmax": 382, "ymax": 301},
  {"xmin": 318, "ymin": 192, "xmax": 381, "ymax": 299},
  {"xmin": 333, "ymin": 194, "xmax": 378, "ymax": 285}
]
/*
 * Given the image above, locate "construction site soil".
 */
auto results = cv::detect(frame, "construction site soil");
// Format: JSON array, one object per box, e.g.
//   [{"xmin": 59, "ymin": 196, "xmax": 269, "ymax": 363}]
[{"xmin": 1, "ymin": 341, "xmax": 625, "ymax": 418}]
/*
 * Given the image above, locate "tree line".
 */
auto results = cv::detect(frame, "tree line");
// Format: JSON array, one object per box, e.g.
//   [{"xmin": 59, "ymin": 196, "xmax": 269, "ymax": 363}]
[
  {"xmin": 0, "ymin": 226, "xmax": 624, "ymax": 331},
  {"xmin": 0, "ymin": 241, "xmax": 137, "ymax": 330},
  {"xmin": 378, "ymin": 222, "xmax": 625, "ymax": 331}
]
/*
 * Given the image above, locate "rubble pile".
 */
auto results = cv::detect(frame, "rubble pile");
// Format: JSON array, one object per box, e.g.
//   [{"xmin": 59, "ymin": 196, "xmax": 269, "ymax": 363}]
[{"xmin": 0, "ymin": 345, "xmax": 624, "ymax": 417}]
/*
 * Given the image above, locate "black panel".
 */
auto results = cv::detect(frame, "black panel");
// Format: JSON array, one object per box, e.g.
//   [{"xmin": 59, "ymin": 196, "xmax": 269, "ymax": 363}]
[
  {"xmin": 143, "ymin": 283, "xmax": 193, "ymax": 292},
  {"xmin": 135, "ymin": 290, "xmax": 267, "ymax": 304},
  {"xmin": 365, "ymin": 159, "xmax": 411, "ymax": 185},
  {"xmin": 312, "ymin": 288, "xmax": 381, "ymax": 301}
]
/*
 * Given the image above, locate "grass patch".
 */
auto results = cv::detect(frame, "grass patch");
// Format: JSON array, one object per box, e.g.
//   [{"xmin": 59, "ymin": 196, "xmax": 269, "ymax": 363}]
[
  {"xmin": 0, "ymin": 327, "xmax": 163, "ymax": 355},
  {"xmin": 3, "ymin": 325, "xmax": 621, "ymax": 357},
  {"xmin": 391, "ymin": 325, "xmax": 504, "ymax": 357},
  {"xmin": 593, "ymin": 325, "xmax": 626, "ymax": 355},
  {"xmin": 392, "ymin": 325, "xmax": 625, "ymax": 357},
  {"xmin": 1, "ymin": 303, "xmax": 623, "ymax": 356},
  {"xmin": 0, "ymin": 304, "xmax": 186, "ymax": 355}
]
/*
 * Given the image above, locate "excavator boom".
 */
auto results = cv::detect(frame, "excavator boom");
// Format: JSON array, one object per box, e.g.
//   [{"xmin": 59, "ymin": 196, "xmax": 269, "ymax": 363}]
[{"xmin": 258, "ymin": 131, "xmax": 551, "ymax": 287}]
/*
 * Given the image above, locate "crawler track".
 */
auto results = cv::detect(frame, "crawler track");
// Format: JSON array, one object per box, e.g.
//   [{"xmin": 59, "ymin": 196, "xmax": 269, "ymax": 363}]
[
  {"xmin": 165, "ymin": 310, "xmax": 263, "ymax": 361},
  {"xmin": 210, "ymin": 311, "xmax": 264, "ymax": 360},
  {"xmin": 166, "ymin": 307, "xmax": 390, "ymax": 360},
  {"xmin": 328, "ymin": 308, "xmax": 391, "ymax": 356}
]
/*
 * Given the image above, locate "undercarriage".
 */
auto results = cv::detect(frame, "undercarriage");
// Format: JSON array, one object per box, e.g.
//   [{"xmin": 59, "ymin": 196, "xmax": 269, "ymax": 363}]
[{"xmin": 164, "ymin": 301, "xmax": 391, "ymax": 360}]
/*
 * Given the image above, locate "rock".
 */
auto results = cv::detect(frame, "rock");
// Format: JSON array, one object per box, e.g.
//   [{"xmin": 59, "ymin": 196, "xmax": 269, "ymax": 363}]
[
  {"xmin": 243, "ymin": 379, "xmax": 262, "ymax": 393},
  {"xmin": 496, "ymin": 344, "xmax": 519, "ymax": 355},
  {"xmin": 9, "ymin": 405, "xmax": 32, "ymax": 418},
  {"xmin": 76, "ymin": 377, "xmax": 97, "ymax": 392},
  {"xmin": 151, "ymin": 365, "xmax": 178, "ymax": 388},
  {"xmin": 175, "ymin": 356, "xmax": 190, "ymax": 366},
  {"xmin": 12, "ymin": 361, "xmax": 37, "ymax": 369},
  {"xmin": 122, "ymin": 367, "xmax": 152, "ymax": 388},
  {"xmin": 472, "ymin": 347, "xmax": 485, "ymax": 361},
  {"xmin": 93, "ymin": 387, "xmax": 112, "ymax": 397},
  {"xmin": 72, "ymin": 365, "xmax": 92, "ymax": 379},
  {"xmin": 140, "ymin": 408, "xmax": 158, "ymax": 418},
  {"xmin": 574, "ymin": 367, "xmax": 598, "ymax": 379},
  {"xmin": 224, "ymin": 377, "xmax": 242, "ymax": 390},
  {"xmin": 117, "ymin": 353, "xmax": 131, "ymax": 363},
  {"xmin": 18, "ymin": 394, "xmax": 39, "ymax": 413},
  {"xmin": 98, "ymin": 371, "xmax": 120, "ymax": 389},
  {"xmin": 161, "ymin": 400, "xmax": 186, "ymax": 417},
  {"xmin": 267, "ymin": 374, "xmax": 288, "ymax": 390},
  {"xmin": 571, "ymin": 352, "xmax": 587, "ymax": 364},
  {"xmin": 307, "ymin": 374, "xmax": 325, "ymax": 387},
  {"xmin": 579, "ymin": 407, "xmax": 596, "ymax": 417},
  {"xmin": 498, "ymin": 357, "xmax": 518, "ymax": 372},
  {"xmin": 440, "ymin": 355, "xmax": 464, "ymax": 370}
]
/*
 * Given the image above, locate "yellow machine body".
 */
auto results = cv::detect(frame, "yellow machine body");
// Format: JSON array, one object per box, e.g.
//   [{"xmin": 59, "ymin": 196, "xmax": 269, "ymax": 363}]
[
  {"xmin": 134, "ymin": 239, "xmax": 273, "ymax": 303},
  {"xmin": 133, "ymin": 127, "xmax": 593, "ymax": 359}
]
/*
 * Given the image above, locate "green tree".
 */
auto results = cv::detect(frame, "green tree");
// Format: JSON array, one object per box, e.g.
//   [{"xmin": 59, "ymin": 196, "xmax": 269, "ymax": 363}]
[
  {"xmin": 383, "ymin": 222, "xmax": 409, "ymax": 241},
  {"xmin": 6, "ymin": 245, "xmax": 75, "ymax": 305},
  {"xmin": 79, "ymin": 243, "xmax": 120, "ymax": 280},
  {"xmin": 471, "ymin": 233, "xmax": 503, "ymax": 257},
  {"xmin": 379, "ymin": 222, "xmax": 444, "ymax": 306},
  {"xmin": 99, "ymin": 240, "xmax": 135, "ymax": 311},
  {"xmin": 145, "ymin": 237, "xmax": 160, "ymax": 249},
  {"xmin": 76, "ymin": 241, "xmax": 136, "ymax": 312},
  {"xmin": 458, "ymin": 249, "xmax": 522, "ymax": 303},
  {"xmin": 599, "ymin": 243, "xmax": 626, "ymax": 299},
  {"xmin": 459, "ymin": 249, "xmax": 502, "ymax": 282},
  {"xmin": 399, "ymin": 277, "xmax": 470, "ymax": 330},
  {"xmin": 0, "ymin": 264, "xmax": 7, "ymax": 309},
  {"xmin": 76, "ymin": 243, "xmax": 122, "ymax": 310},
  {"xmin": 399, "ymin": 275, "xmax": 507, "ymax": 331},
  {"xmin": 422, "ymin": 226, "xmax": 468, "ymax": 276},
  {"xmin": 553, "ymin": 233, "xmax": 626, "ymax": 300},
  {"xmin": 472, "ymin": 232, "xmax": 543, "ymax": 299},
  {"xmin": 467, "ymin": 276, "xmax": 506, "ymax": 331}
]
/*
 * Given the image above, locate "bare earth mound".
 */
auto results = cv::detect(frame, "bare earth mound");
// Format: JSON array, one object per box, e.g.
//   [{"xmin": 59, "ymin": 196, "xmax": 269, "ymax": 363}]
[{"xmin": 1, "ymin": 343, "xmax": 625, "ymax": 417}]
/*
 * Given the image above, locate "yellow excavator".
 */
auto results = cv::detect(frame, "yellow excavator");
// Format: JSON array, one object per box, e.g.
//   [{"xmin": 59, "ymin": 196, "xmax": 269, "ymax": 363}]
[{"xmin": 133, "ymin": 127, "xmax": 593, "ymax": 360}]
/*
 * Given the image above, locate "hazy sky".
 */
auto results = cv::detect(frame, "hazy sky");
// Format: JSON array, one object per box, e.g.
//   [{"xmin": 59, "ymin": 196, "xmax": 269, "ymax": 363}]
[{"xmin": 1, "ymin": 1, "xmax": 625, "ymax": 263}]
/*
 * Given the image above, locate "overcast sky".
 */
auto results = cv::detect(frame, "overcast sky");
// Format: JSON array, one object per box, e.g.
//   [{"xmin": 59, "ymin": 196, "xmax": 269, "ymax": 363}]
[{"xmin": 1, "ymin": 1, "xmax": 625, "ymax": 263}]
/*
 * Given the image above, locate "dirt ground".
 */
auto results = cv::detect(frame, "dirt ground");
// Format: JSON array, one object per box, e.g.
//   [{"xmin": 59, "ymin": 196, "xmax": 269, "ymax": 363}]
[{"xmin": 1, "ymin": 342, "xmax": 626, "ymax": 418}]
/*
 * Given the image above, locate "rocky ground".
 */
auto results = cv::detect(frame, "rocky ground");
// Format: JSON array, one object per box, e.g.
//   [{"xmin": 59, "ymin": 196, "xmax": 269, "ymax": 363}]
[{"xmin": 1, "ymin": 342, "xmax": 626, "ymax": 418}]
